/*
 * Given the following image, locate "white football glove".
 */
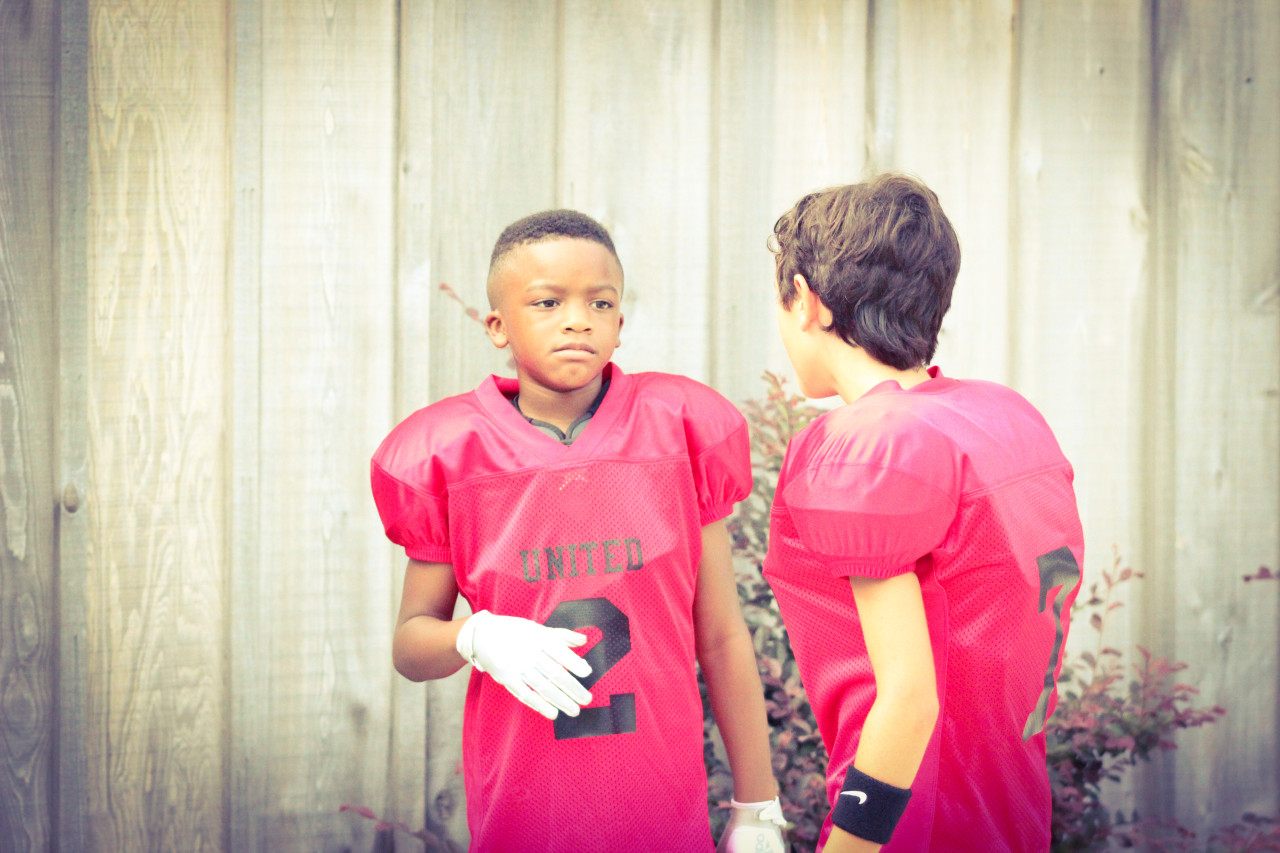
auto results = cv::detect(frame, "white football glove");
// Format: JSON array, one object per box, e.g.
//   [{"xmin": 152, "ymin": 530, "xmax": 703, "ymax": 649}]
[
  {"xmin": 716, "ymin": 796, "xmax": 788, "ymax": 853},
  {"xmin": 455, "ymin": 610, "xmax": 592, "ymax": 720}
]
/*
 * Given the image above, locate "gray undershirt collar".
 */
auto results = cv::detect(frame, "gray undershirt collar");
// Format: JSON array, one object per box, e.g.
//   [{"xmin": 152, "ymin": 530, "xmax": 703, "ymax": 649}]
[{"xmin": 510, "ymin": 378, "xmax": 610, "ymax": 446}]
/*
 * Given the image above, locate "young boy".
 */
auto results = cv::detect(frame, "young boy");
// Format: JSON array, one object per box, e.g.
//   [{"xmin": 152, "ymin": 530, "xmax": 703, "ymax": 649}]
[
  {"xmin": 370, "ymin": 210, "xmax": 786, "ymax": 852},
  {"xmin": 762, "ymin": 175, "xmax": 1084, "ymax": 852}
]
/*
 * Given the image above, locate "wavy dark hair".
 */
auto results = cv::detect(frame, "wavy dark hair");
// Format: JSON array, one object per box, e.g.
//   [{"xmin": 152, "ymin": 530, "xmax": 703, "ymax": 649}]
[{"xmin": 771, "ymin": 174, "xmax": 960, "ymax": 370}]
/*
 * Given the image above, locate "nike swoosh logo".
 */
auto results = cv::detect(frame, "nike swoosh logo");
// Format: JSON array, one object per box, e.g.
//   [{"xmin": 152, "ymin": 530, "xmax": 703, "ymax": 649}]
[{"xmin": 840, "ymin": 790, "xmax": 868, "ymax": 805}]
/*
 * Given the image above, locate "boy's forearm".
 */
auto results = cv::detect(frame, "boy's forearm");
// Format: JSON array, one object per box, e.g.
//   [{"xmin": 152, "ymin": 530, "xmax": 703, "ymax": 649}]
[
  {"xmin": 820, "ymin": 687, "xmax": 934, "ymax": 849},
  {"xmin": 852, "ymin": 687, "xmax": 938, "ymax": 787},
  {"xmin": 699, "ymin": 631, "xmax": 778, "ymax": 803},
  {"xmin": 392, "ymin": 614, "xmax": 468, "ymax": 682},
  {"xmin": 832, "ymin": 572, "xmax": 938, "ymax": 848}
]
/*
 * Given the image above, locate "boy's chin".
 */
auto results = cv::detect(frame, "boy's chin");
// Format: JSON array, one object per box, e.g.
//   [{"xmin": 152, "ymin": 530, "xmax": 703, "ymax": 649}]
[{"xmin": 517, "ymin": 365, "xmax": 607, "ymax": 395}]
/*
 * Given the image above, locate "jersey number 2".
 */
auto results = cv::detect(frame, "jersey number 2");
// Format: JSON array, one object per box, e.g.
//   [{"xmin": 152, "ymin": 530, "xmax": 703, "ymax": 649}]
[
  {"xmin": 1023, "ymin": 546, "xmax": 1082, "ymax": 740},
  {"xmin": 545, "ymin": 597, "xmax": 637, "ymax": 740}
]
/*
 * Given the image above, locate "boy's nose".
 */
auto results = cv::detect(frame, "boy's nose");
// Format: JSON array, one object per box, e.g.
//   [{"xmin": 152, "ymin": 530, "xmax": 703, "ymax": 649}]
[{"xmin": 563, "ymin": 303, "xmax": 591, "ymax": 331}]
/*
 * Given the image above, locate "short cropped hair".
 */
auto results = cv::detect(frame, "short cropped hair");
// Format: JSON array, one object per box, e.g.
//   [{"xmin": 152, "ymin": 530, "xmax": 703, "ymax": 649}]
[
  {"xmin": 770, "ymin": 174, "xmax": 960, "ymax": 370},
  {"xmin": 487, "ymin": 209, "xmax": 621, "ymax": 306}
]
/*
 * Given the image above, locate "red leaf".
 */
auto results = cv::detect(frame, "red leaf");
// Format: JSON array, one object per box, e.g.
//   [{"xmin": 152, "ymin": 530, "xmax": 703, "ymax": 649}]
[{"xmin": 339, "ymin": 804, "xmax": 378, "ymax": 821}]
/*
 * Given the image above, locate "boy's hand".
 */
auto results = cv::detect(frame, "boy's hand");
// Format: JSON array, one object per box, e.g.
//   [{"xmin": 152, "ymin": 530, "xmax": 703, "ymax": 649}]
[
  {"xmin": 716, "ymin": 797, "xmax": 788, "ymax": 853},
  {"xmin": 455, "ymin": 610, "xmax": 593, "ymax": 720}
]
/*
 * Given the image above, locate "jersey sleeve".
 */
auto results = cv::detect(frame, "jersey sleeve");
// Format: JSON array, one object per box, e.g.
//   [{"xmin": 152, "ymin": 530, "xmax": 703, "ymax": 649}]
[
  {"xmin": 370, "ymin": 455, "xmax": 451, "ymax": 564},
  {"xmin": 781, "ymin": 434, "xmax": 960, "ymax": 579},
  {"xmin": 683, "ymin": 383, "xmax": 752, "ymax": 525}
]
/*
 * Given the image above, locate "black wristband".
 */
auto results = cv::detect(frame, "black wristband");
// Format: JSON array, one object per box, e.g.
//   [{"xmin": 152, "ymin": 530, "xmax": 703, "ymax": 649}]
[{"xmin": 830, "ymin": 765, "xmax": 913, "ymax": 844}]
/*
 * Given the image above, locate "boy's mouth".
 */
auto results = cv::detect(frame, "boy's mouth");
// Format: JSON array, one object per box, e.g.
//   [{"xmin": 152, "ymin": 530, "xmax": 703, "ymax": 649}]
[{"xmin": 554, "ymin": 343, "xmax": 596, "ymax": 354}]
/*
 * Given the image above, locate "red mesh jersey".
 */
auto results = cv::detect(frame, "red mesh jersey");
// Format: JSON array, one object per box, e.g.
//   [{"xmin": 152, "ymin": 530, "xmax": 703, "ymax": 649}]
[
  {"xmin": 371, "ymin": 364, "xmax": 749, "ymax": 852},
  {"xmin": 763, "ymin": 367, "xmax": 1084, "ymax": 853}
]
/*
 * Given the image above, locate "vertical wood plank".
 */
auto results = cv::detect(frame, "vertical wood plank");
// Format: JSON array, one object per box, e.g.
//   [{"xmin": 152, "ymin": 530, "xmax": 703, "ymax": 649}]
[
  {"xmin": 425, "ymin": 0, "xmax": 559, "ymax": 403},
  {"xmin": 253, "ymin": 1, "xmax": 397, "ymax": 848},
  {"xmin": 767, "ymin": 0, "xmax": 870, "ymax": 207},
  {"xmin": 229, "ymin": 0, "xmax": 264, "ymax": 850},
  {"xmin": 55, "ymin": 0, "xmax": 92, "ymax": 848},
  {"xmin": 710, "ymin": 0, "xmax": 780, "ymax": 403},
  {"xmin": 559, "ymin": 0, "xmax": 715, "ymax": 381},
  {"xmin": 387, "ymin": 0, "xmax": 432, "ymax": 842},
  {"xmin": 712, "ymin": 0, "xmax": 872, "ymax": 404},
  {"xmin": 1147, "ymin": 0, "xmax": 1280, "ymax": 829},
  {"xmin": 889, "ymin": 0, "xmax": 1016, "ymax": 383},
  {"xmin": 1010, "ymin": 0, "xmax": 1150, "ymax": 744},
  {"xmin": 82, "ymin": 1, "xmax": 230, "ymax": 850},
  {"xmin": 0, "ymin": 2, "xmax": 59, "ymax": 850}
]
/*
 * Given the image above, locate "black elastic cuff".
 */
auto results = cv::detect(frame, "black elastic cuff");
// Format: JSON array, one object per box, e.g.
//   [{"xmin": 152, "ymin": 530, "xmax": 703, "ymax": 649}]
[{"xmin": 830, "ymin": 765, "xmax": 912, "ymax": 844}]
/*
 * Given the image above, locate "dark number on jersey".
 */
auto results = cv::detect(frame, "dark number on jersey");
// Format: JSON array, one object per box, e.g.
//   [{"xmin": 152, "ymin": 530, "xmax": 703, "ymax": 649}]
[
  {"xmin": 1023, "ymin": 546, "xmax": 1082, "ymax": 740},
  {"xmin": 544, "ymin": 597, "xmax": 637, "ymax": 740}
]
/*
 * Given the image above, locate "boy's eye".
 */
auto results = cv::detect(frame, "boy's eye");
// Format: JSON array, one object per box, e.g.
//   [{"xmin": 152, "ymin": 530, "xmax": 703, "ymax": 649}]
[
  {"xmin": 591, "ymin": 299, "xmax": 615, "ymax": 310},
  {"xmin": 532, "ymin": 298, "xmax": 559, "ymax": 308}
]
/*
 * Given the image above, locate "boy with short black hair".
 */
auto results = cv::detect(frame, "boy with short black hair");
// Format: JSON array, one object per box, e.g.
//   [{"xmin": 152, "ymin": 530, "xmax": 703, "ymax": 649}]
[
  {"xmin": 371, "ymin": 210, "xmax": 785, "ymax": 852},
  {"xmin": 763, "ymin": 174, "xmax": 1084, "ymax": 852}
]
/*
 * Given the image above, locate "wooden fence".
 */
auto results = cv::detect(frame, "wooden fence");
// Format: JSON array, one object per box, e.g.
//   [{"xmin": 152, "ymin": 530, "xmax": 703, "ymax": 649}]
[{"xmin": 1, "ymin": 1, "xmax": 1277, "ymax": 850}]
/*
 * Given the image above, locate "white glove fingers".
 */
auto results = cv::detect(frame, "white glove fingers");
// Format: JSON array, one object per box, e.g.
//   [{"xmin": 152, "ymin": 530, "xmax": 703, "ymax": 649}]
[
  {"xmin": 543, "ymin": 642, "xmax": 593, "ymax": 680},
  {"xmin": 508, "ymin": 680, "xmax": 560, "ymax": 720},
  {"xmin": 553, "ymin": 628, "xmax": 589, "ymax": 647},
  {"xmin": 522, "ymin": 668, "xmax": 586, "ymax": 717},
  {"xmin": 532, "ymin": 658, "xmax": 593, "ymax": 708}
]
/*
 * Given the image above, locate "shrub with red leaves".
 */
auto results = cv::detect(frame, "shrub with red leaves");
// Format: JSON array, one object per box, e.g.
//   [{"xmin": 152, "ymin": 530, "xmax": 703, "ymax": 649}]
[{"xmin": 1046, "ymin": 551, "xmax": 1229, "ymax": 851}]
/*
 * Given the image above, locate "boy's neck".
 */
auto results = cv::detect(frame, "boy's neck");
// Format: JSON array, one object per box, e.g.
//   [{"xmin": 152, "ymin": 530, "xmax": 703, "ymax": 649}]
[
  {"xmin": 826, "ymin": 338, "xmax": 931, "ymax": 403},
  {"xmin": 513, "ymin": 372, "xmax": 605, "ymax": 431}
]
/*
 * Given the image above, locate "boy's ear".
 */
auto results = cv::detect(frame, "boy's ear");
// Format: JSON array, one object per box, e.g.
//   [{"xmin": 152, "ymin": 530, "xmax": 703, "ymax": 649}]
[
  {"xmin": 484, "ymin": 310, "xmax": 509, "ymax": 348},
  {"xmin": 615, "ymin": 312, "xmax": 624, "ymax": 346},
  {"xmin": 793, "ymin": 274, "xmax": 822, "ymax": 331}
]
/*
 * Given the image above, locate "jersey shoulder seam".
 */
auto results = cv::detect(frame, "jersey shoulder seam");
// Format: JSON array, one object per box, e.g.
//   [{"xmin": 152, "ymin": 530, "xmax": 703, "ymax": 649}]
[
  {"xmin": 371, "ymin": 457, "xmax": 446, "ymax": 506},
  {"xmin": 959, "ymin": 459, "xmax": 1073, "ymax": 500},
  {"xmin": 791, "ymin": 456, "xmax": 959, "ymax": 507}
]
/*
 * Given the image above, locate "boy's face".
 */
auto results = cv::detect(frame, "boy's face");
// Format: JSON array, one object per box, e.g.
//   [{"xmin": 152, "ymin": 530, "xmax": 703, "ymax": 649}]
[{"xmin": 485, "ymin": 238, "xmax": 624, "ymax": 395}]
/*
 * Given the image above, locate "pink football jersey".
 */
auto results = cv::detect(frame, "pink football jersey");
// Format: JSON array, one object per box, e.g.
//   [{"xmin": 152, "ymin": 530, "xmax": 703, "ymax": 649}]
[
  {"xmin": 763, "ymin": 367, "xmax": 1084, "ymax": 852},
  {"xmin": 372, "ymin": 364, "xmax": 749, "ymax": 852}
]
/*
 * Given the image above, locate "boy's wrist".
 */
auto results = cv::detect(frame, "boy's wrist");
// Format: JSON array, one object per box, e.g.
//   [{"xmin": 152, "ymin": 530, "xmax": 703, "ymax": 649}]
[
  {"xmin": 730, "ymin": 781, "xmax": 779, "ymax": 803},
  {"xmin": 454, "ymin": 610, "xmax": 489, "ymax": 670}
]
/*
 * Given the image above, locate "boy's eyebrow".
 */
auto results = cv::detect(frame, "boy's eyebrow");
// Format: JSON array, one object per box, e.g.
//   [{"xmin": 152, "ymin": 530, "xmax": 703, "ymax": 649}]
[{"xmin": 523, "ymin": 282, "xmax": 621, "ymax": 294}]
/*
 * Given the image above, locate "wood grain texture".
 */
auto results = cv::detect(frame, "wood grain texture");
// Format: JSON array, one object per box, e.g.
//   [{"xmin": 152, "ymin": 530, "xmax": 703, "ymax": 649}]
[
  {"xmin": 425, "ymin": 0, "xmax": 558, "ymax": 404},
  {"xmin": 229, "ymin": 0, "xmax": 265, "ymax": 850},
  {"xmin": 709, "ymin": 0, "xmax": 782, "ymax": 404},
  {"xmin": 890, "ymin": 0, "xmax": 1016, "ymax": 384},
  {"xmin": 389, "ymin": 0, "xmax": 432, "ymax": 844},
  {"xmin": 55, "ymin": 0, "xmax": 93, "ymax": 847},
  {"xmin": 559, "ymin": 0, "xmax": 715, "ymax": 382},
  {"xmin": 1147, "ymin": 0, "xmax": 1280, "ymax": 829},
  {"xmin": 253, "ymin": 0, "xmax": 397, "ymax": 849},
  {"xmin": 82, "ymin": 1, "xmax": 229, "ymax": 850},
  {"xmin": 711, "ymin": 0, "xmax": 872, "ymax": 404},
  {"xmin": 1010, "ymin": 0, "xmax": 1149, "ymax": 681},
  {"xmin": 0, "ymin": 2, "xmax": 58, "ymax": 850}
]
